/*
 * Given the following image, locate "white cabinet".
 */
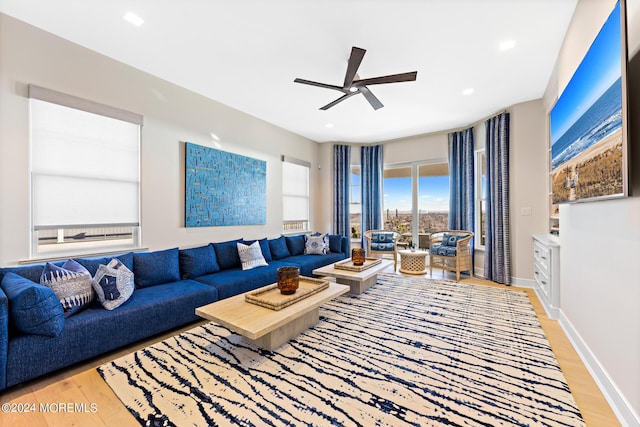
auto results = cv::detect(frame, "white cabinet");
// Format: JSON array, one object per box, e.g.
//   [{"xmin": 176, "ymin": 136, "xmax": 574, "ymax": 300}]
[{"xmin": 532, "ymin": 234, "xmax": 560, "ymax": 320}]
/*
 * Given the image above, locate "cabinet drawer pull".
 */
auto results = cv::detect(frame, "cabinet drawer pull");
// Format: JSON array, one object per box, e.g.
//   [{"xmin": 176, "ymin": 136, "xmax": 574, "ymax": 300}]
[{"xmin": 541, "ymin": 280, "xmax": 547, "ymax": 285}]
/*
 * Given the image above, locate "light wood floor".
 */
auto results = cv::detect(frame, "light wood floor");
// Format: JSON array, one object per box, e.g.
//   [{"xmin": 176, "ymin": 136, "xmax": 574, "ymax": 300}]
[{"xmin": 0, "ymin": 268, "xmax": 620, "ymax": 427}]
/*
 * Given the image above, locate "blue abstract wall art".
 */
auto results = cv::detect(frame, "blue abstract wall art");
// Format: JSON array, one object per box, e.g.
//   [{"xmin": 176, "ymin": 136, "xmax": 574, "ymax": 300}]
[{"xmin": 185, "ymin": 142, "xmax": 266, "ymax": 227}]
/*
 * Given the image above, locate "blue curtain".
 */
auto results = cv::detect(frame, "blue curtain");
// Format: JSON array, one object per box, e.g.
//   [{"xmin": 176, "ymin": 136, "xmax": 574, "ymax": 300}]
[
  {"xmin": 360, "ymin": 145, "xmax": 383, "ymax": 241},
  {"xmin": 485, "ymin": 113, "xmax": 511, "ymax": 285},
  {"xmin": 448, "ymin": 127, "xmax": 475, "ymax": 232},
  {"xmin": 333, "ymin": 144, "xmax": 351, "ymax": 252}
]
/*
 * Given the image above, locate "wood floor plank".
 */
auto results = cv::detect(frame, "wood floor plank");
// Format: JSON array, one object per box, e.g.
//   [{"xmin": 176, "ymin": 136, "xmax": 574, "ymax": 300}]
[{"xmin": 0, "ymin": 269, "xmax": 621, "ymax": 426}]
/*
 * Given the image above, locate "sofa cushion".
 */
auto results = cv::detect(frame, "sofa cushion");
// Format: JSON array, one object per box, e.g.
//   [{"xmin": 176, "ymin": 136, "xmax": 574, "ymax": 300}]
[
  {"xmin": 243, "ymin": 238, "xmax": 272, "ymax": 262},
  {"xmin": 1, "ymin": 273, "xmax": 64, "ymax": 337},
  {"xmin": 280, "ymin": 252, "xmax": 347, "ymax": 277},
  {"xmin": 133, "ymin": 248, "xmax": 180, "ymax": 288},
  {"xmin": 286, "ymin": 234, "xmax": 306, "ymax": 256},
  {"xmin": 442, "ymin": 233, "xmax": 466, "ymax": 247},
  {"xmin": 237, "ymin": 241, "xmax": 268, "ymax": 270},
  {"xmin": 196, "ymin": 261, "xmax": 297, "ymax": 300},
  {"xmin": 40, "ymin": 261, "xmax": 94, "ymax": 317},
  {"xmin": 304, "ymin": 234, "xmax": 328, "ymax": 255},
  {"xmin": 0, "ymin": 264, "xmax": 47, "ymax": 284},
  {"xmin": 328, "ymin": 234, "xmax": 343, "ymax": 254},
  {"xmin": 430, "ymin": 244, "xmax": 457, "ymax": 257},
  {"xmin": 75, "ymin": 252, "xmax": 134, "ymax": 277},
  {"xmin": 212, "ymin": 239, "xmax": 243, "ymax": 270},
  {"xmin": 268, "ymin": 236, "xmax": 291, "ymax": 260},
  {"xmin": 92, "ymin": 259, "xmax": 135, "ymax": 310},
  {"xmin": 179, "ymin": 244, "xmax": 220, "ymax": 279}
]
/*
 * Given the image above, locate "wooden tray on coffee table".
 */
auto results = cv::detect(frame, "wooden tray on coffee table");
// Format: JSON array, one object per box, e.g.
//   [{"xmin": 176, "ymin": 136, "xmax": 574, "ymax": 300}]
[
  {"xmin": 244, "ymin": 276, "xmax": 329, "ymax": 311},
  {"xmin": 334, "ymin": 257, "xmax": 382, "ymax": 272}
]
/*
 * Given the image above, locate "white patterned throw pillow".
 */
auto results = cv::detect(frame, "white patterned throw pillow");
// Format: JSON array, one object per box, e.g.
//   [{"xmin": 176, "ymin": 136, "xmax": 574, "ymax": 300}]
[
  {"xmin": 237, "ymin": 241, "xmax": 268, "ymax": 270},
  {"xmin": 40, "ymin": 259, "xmax": 95, "ymax": 317},
  {"xmin": 92, "ymin": 258, "xmax": 135, "ymax": 310},
  {"xmin": 304, "ymin": 234, "xmax": 328, "ymax": 255}
]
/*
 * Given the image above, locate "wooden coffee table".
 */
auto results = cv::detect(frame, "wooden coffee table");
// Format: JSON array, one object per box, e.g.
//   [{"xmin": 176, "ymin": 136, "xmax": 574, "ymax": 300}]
[
  {"xmin": 196, "ymin": 282, "xmax": 349, "ymax": 350},
  {"xmin": 312, "ymin": 258, "xmax": 393, "ymax": 294}
]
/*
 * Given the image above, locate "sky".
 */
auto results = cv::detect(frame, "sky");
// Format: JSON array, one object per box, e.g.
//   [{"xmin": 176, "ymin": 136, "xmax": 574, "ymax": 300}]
[
  {"xmin": 383, "ymin": 175, "xmax": 449, "ymax": 212},
  {"xmin": 550, "ymin": 1, "xmax": 621, "ymax": 145}
]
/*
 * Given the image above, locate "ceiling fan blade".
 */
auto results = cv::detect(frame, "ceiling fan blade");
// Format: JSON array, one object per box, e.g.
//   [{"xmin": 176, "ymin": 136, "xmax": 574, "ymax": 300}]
[
  {"xmin": 319, "ymin": 91, "xmax": 359, "ymax": 110},
  {"xmin": 343, "ymin": 47, "xmax": 366, "ymax": 89},
  {"xmin": 294, "ymin": 78, "xmax": 345, "ymax": 92},
  {"xmin": 352, "ymin": 71, "xmax": 418, "ymax": 87},
  {"xmin": 360, "ymin": 86, "xmax": 384, "ymax": 110}
]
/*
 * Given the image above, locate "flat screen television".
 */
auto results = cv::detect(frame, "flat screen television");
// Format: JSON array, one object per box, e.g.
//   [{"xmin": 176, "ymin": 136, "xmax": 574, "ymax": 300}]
[{"xmin": 549, "ymin": 0, "xmax": 629, "ymax": 204}]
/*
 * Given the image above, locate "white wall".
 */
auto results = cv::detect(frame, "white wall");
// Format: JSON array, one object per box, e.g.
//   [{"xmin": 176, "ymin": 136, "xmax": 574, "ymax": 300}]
[
  {"xmin": 544, "ymin": 0, "xmax": 640, "ymax": 424},
  {"xmin": 0, "ymin": 14, "xmax": 319, "ymax": 266},
  {"xmin": 508, "ymin": 100, "xmax": 549, "ymax": 284}
]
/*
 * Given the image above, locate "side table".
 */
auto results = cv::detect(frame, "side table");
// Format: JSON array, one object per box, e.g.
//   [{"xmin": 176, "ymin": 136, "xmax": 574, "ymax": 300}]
[{"xmin": 399, "ymin": 250, "xmax": 428, "ymax": 275}]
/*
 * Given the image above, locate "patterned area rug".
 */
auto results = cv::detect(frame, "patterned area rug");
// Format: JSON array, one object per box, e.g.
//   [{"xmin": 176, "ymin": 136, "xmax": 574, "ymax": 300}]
[{"xmin": 98, "ymin": 274, "xmax": 585, "ymax": 427}]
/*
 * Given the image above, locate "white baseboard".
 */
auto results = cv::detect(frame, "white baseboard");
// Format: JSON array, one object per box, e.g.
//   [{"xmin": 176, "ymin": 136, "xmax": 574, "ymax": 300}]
[
  {"xmin": 558, "ymin": 311, "xmax": 640, "ymax": 427},
  {"xmin": 511, "ymin": 276, "xmax": 534, "ymax": 288}
]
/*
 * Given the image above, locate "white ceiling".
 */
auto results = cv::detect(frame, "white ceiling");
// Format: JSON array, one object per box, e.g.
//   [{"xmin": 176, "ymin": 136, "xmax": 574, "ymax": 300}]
[{"xmin": 0, "ymin": 0, "xmax": 578, "ymax": 143}]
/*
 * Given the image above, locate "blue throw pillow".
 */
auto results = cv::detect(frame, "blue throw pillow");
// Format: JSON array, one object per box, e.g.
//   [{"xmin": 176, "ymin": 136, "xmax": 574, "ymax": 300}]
[
  {"xmin": 268, "ymin": 236, "xmax": 291, "ymax": 260},
  {"xmin": 1, "ymin": 272, "xmax": 64, "ymax": 337},
  {"xmin": 133, "ymin": 248, "xmax": 180, "ymax": 288},
  {"xmin": 372, "ymin": 232, "xmax": 394, "ymax": 243},
  {"xmin": 327, "ymin": 234, "xmax": 343, "ymax": 253},
  {"xmin": 179, "ymin": 244, "xmax": 220, "ymax": 279},
  {"xmin": 75, "ymin": 252, "xmax": 134, "ymax": 277},
  {"xmin": 243, "ymin": 238, "xmax": 272, "ymax": 262},
  {"xmin": 285, "ymin": 234, "xmax": 306, "ymax": 256},
  {"xmin": 40, "ymin": 260, "xmax": 94, "ymax": 317},
  {"xmin": 442, "ymin": 234, "xmax": 465, "ymax": 247},
  {"xmin": 212, "ymin": 239, "xmax": 243, "ymax": 270}
]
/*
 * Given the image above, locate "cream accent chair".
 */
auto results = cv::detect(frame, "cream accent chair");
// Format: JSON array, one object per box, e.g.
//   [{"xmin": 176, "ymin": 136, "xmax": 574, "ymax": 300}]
[
  {"xmin": 364, "ymin": 230, "xmax": 400, "ymax": 271},
  {"xmin": 429, "ymin": 230, "xmax": 474, "ymax": 281}
]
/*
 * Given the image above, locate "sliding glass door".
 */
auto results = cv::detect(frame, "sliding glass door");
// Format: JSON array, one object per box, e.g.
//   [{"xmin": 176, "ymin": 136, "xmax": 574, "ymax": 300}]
[{"xmin": 383, "ymin": 161, "xmax": 449, "ymax": 250}]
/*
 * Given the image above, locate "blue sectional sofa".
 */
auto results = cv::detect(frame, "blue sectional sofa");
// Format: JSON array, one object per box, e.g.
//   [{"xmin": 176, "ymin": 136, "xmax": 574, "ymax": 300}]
[{"xmin": 0, "ymin": 233, "xmax": 347, "ymax": 391}]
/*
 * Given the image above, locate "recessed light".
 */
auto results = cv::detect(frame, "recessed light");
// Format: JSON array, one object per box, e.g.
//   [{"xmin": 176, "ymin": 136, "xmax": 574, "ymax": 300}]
[
  {"xmin": 325, "ymin": 123, "xmax": 334, "ymax": 128},
  {"xmin": 462, "ymin": 88, "xmax": 475, "ymax": 96},
  {"xmin": 499, "ymin": 40, "xmax": 516, "ymax": 52},
  {"xmin": 124, "ymin": 12, "xmax": 144, "ymax": 27}
]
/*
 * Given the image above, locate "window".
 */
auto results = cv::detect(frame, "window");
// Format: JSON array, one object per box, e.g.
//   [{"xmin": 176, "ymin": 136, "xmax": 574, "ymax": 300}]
[
  {"xmin": 475, "ymin": 150, "xmax": 487, "ymax": 248},
  {"xmin": 383, "ymin": 165, "xmax": 413, "ymax": 248},
  {"xmin": 417, "ymin": 162, "xmax": 449, "ymax": 247},
  {"xmin": 29, "ymin": 85, "xmax": 142, "ymax": 256},
  {"xmin": 382, "ymin": 161, "xmax": 449, "ymax": 250},
  {"xmin": 349, "ymin": 165, "xmax": 361, "ymax": 239},
  {"xmin": 282, "ymin": 156, "xmax": 310, "ymax": 232}
]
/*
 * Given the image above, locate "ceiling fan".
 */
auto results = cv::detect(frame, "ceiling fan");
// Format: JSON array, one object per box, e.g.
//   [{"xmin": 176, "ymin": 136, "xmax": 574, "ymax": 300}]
[{"xmin": 294, "ymin": 46, "xmax": 417, "ymax": 111}]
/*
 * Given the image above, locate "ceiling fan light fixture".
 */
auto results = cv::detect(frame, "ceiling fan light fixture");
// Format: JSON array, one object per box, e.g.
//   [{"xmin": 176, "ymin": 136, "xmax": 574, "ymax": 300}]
[{"xmin": 294, "ymin": 46, "xmax": 416, "ymax": 110}]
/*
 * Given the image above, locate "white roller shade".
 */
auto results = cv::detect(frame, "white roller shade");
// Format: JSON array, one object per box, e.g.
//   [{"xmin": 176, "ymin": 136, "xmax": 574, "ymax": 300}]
[
  {"xmin": 30, "ymin": 97, "xmax": 140, "ymax": 228},
  {"xmin": 282, "ymin": 160, "xmax": 309, "ymax": 222}
]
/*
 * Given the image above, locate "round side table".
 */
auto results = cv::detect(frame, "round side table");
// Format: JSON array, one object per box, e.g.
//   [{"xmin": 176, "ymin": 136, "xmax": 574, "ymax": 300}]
[{"xmin": 399, "ymin": 250, "xmax": 428, "ymax": 275}]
